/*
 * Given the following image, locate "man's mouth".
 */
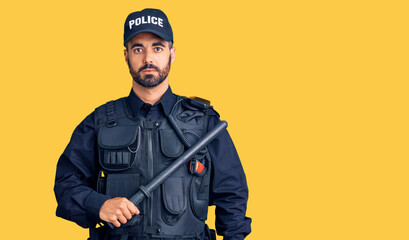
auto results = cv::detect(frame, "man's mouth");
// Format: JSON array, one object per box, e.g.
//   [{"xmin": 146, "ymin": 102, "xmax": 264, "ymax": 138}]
[
  {"xmin": 139, "ymin": 64, "xmax": 159, "ymax": 73},
  {"xmin": 143, "ymin": 69, "xmax": 156, "ymax": 73}
]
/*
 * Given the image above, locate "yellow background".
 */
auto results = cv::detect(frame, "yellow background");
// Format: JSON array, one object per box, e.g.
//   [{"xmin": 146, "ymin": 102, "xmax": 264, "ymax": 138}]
[{"xmin": 0, "ymin": 0, "xmax": 408, "ymax": 239}]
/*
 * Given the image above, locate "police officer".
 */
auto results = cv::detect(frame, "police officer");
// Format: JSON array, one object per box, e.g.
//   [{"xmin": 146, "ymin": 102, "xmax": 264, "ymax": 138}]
[{"xmin": 54, "ymin": 8, "xmax": 251, "ymax": 240}]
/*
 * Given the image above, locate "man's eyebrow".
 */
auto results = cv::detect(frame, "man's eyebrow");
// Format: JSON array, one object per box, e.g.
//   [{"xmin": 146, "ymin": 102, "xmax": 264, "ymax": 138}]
[
  {"xmin": 152, "ymin": 42, "xmax": 166, "ymax": 47},
  {"xmin": 130, "ymin": 43, "xmax": 143, "ymax": 49}
]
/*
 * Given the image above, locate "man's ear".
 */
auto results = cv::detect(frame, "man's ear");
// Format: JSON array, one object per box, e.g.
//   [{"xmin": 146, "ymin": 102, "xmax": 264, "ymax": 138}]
[
  {"xmin": 124, "ymin": 49, "xmax": 129, "ymax": 63},
  {"xmin": 170, "ymin": 47, "xmax": 176, "ymax": 64}
]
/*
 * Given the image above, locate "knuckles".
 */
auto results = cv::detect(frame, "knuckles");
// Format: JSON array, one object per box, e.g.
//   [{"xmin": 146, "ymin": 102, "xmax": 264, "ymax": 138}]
[{"xmin": 100, "ymin": 197, "xmax": 135, "ymax": 224}]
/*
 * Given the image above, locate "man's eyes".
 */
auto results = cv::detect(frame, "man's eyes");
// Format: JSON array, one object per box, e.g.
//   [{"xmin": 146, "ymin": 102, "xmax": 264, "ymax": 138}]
[
  {"xmin": 133, "ymin": 48, "xmax": 143, "ymax": 53},
  {"xmin": 133, "ymin": 47, "xmax": 163, "ymax": 53},
  {"xmin": 154, "ymin": 47, "xmax": 163, "ymax": 52}
]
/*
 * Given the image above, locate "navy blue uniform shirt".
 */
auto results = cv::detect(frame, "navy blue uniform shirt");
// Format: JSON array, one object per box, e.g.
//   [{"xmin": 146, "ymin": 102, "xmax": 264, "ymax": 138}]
[{"xmin": 54, "ymin": 87, "xmax": 251, "ymax": 240}]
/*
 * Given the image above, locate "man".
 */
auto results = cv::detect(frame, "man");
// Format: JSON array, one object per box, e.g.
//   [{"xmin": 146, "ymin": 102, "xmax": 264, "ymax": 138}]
[{"xmin": 54, "ymin": 8, "xmax": 251, "ymax": 240}]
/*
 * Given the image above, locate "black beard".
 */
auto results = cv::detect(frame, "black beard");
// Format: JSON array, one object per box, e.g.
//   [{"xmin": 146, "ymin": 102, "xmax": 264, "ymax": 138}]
[{"xmin": 129, "ymin": 56, "xmax": 171, "ymax": 88}]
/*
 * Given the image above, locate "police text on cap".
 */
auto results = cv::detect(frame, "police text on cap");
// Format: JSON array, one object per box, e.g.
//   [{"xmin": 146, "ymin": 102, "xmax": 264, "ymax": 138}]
[{"xmin": 129, "ymin": 16, "xmax": 164, "ymax": 29}]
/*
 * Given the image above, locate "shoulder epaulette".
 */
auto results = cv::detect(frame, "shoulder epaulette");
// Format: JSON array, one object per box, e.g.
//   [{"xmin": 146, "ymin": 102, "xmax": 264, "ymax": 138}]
[{"xmin": 187, "ymin": 96, "xmax": 211, "ymax": 110}]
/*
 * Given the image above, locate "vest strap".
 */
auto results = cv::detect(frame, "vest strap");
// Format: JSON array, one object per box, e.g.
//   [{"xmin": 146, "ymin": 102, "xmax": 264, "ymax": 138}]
[{"xmin": 105, "ymin": 100, "xmax": 117, "ymax": 127}]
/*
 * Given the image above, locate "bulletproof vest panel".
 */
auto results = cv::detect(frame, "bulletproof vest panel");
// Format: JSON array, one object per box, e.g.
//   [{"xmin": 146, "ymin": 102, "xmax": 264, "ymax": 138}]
[{"xmin": 94, "ymin": 97, "xmax": 212, "ymax": 237}]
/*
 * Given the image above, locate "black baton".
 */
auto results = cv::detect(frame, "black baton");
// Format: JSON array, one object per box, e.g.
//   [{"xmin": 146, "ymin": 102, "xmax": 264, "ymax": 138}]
[{"xmin": 107, "ymin": 120, "xmax": 228, "ymax": 229}]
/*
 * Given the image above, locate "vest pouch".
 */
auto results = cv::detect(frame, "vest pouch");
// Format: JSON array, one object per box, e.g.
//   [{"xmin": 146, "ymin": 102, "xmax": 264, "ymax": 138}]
[
  {"xmin": 102, "ymin": 150, "xmax": 133, "ymax": 170},
  {"xmin": 190, "ymin": 153, "xmax": 211, "ymax": 221},
  {"xmin": 161, "ymin": 177, "xmax": 187, "ymax": 225},
  {"xmin": 106, "ymin": 173, "xmax": 140, "ymax": 199},
  {"xmin": 190, "ymin": 176, "xmax": 209, "ymax": 221},
  {"xmin": 159, "ymin": 129, "xmax": 184, "ymax": 159},
  {"xmin": 98, "ymin": 125, "xmax": 140, "ymax": 171},
  {"xmin": 98, "ymin": 125, "xmax": 139, "ymax": 149}
]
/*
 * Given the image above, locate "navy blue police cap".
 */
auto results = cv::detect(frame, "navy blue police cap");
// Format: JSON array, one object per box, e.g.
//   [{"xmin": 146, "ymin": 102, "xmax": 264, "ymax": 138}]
[{"xmin": 124, "ymin": 8, "xmax": 173, "ymax": 47}]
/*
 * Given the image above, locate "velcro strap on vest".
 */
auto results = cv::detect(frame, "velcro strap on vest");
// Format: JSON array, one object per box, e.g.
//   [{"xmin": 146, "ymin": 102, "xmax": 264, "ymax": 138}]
[{"xmin": 106, "ymin": 100, "xmax": 117, "ymax": 127}]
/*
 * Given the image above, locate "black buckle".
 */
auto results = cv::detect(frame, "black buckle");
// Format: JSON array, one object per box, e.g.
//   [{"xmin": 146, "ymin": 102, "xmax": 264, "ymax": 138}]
[{"xmin": 106, "ymin": 120, "xmax": 117, "ymax": 128}]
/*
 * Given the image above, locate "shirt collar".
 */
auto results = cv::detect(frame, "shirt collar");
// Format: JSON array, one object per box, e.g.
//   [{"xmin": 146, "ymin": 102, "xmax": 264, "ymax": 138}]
[{"xmin": 127, "ymin": 85, "xmax": 177, "ymax": 117}]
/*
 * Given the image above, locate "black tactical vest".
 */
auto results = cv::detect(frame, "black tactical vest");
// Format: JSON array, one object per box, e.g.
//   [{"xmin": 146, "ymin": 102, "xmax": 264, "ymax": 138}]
[{"xmin": 94, "ymin": 96, "xmax": 212, "ymax": 239}]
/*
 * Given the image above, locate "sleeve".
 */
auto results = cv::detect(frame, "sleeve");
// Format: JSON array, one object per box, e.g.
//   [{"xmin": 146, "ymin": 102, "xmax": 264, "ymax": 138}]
[
  {"xmin": 54, "ymin": 112, "xmax": 111, "ymax": 228},
  {"xmin": 207, "ymin": 111, "xmax": 252, "ymax": 240}
]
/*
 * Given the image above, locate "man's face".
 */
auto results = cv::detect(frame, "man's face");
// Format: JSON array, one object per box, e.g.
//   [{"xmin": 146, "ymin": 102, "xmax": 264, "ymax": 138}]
[{"xmin": 124, "ymin": 32, "xmax": 175, "ymax": 88}]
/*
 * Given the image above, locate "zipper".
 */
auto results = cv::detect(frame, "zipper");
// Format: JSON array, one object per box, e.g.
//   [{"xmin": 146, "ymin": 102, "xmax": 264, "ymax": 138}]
[{"xmin": 147, "ymin": 128, "xmax": 154, "ymax": 226}]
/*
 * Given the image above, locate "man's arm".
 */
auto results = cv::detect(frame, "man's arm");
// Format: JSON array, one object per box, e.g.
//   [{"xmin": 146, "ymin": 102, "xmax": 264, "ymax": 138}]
[
  {"xmin": 54, "ymin": 112, "xmax": 140, "ymax": 228},
  {"xmin": 54, "ymin": 112, "xmax": 111, "ymax": 228},
  {"xmin": 207, "ymin": 111, "xmax": 252, "ymax": 240}
]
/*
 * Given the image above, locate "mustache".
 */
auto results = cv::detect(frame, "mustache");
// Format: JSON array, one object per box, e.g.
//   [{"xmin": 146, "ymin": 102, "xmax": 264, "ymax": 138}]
[{"xmin": 138, "ymin": 64, "xmax": 160, "ymax": 73}]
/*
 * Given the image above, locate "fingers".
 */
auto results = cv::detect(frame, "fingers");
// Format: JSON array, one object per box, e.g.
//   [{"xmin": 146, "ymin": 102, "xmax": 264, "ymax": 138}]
[
  {"xmin": 112, "ymin": 220, "xmax": 121, "ymax": 228},
  {"xmin": 108, "ymin": 215, "xmax": 121, "ymax": 228},
  {"xmin": 125, "ymin": 199, "xmax": 140, "ymax": 215},
  {"xmin": 120, "ymin": 198, "xmax": 139, "ymax": 220},
  {"xmin": 106, "ymin": 210, "xmax": 127, "ymax": 226},
  {"xmin": 121, "ymin": 206, "xmax": 133, "ymax": 220},
  {"xmin": 117, "ymin": 214, "xmax": 128, "ymax": 224}
]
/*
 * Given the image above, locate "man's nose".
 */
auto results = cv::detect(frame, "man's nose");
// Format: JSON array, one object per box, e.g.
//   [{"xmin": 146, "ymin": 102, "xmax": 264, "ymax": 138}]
[{"xmin": 144, "ymin": 50, "xmax": 154, "ymax": 64}]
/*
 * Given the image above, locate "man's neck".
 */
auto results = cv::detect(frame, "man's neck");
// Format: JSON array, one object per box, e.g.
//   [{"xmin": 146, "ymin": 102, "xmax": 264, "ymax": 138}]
[{"xmin": 132, "ymin": 78, "xmax": 169, "ymax": 105}]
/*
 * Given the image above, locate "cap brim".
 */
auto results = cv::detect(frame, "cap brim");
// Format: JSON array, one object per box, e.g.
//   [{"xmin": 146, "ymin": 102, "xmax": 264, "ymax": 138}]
[{"xmin": 124, "ymin": 29, "xmax": 172, "ymax": 47}]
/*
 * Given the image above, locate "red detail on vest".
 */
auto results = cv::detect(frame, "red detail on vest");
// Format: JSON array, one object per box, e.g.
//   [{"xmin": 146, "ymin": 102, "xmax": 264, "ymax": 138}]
[{"xmin": 196, "ymin": 161, "xmax": 205, "ymax": 174}]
